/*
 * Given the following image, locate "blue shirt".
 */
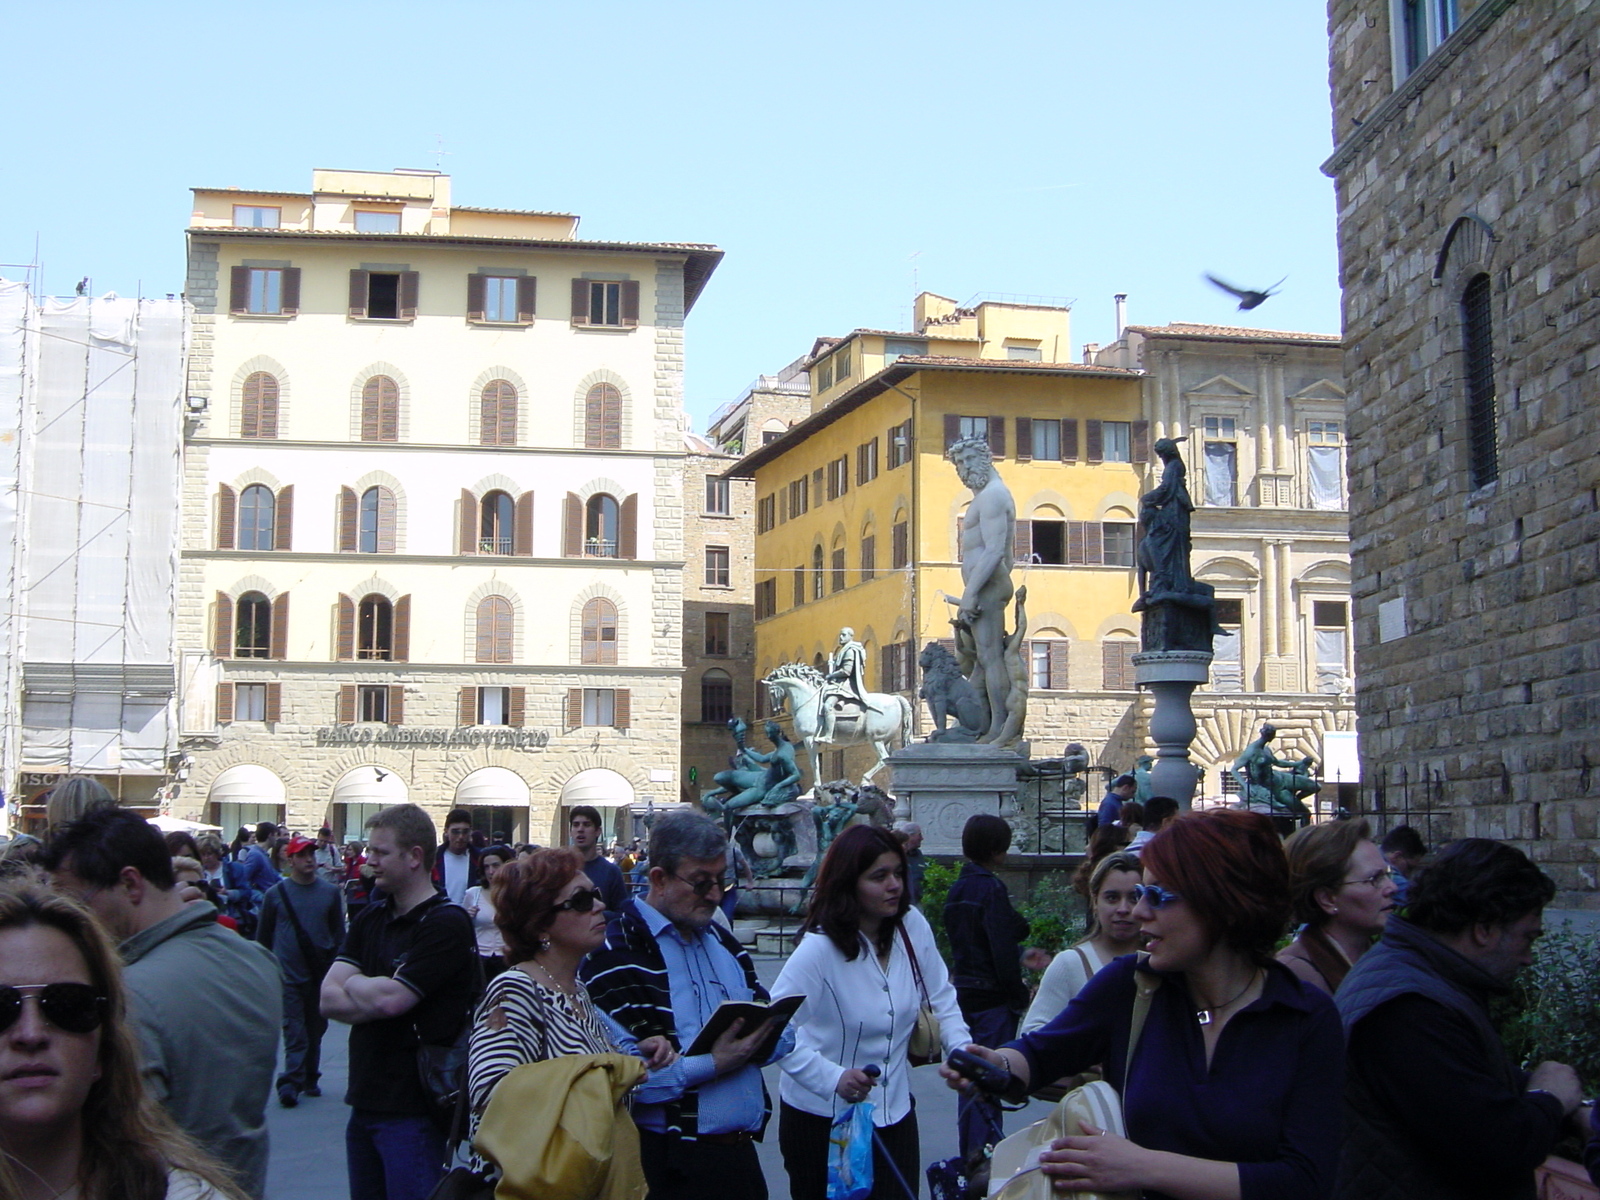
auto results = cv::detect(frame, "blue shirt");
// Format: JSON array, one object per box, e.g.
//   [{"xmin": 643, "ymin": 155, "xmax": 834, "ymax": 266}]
[
  {"xmin": 623, "ymin": 898, "xmax": 795, "ymax": 1134},
  {"xmin": 582, "ymin": 853, "xmax": 628, "ymax": 915}
]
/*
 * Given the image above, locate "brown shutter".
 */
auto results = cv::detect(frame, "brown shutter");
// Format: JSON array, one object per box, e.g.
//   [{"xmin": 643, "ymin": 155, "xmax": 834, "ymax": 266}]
[
  {"xmin": 813, "ymin": 468, "xmax": 823, "ymax": 503},
  {"xmin": 516, "ymin": 276, "xmax": 537, "ymax": 322},
  {"xmin": 1131, "ymin": 420, "xmax": 1151, "ymax": 463},
  {"xmin": 348, "ymin": 269, "xmax": 369, "ymax": 319},
  {"xmin": 458, "ymin": 687, "xmax": 477, "ymax": 726},
  {"xmin": 337, "ymin": 685, "xmax": 356, "ymax": 724},
  {"xmin": 264, "ymin": 683, "xmax": 282, "ymax": 723},
  {"xmin": 216, "ymin": 681, "xmax": 234, "ymax": 724},
  {"xmin": 1085, "ymin": 523, "xmax": 1104, "ymax": 566},
  {"xmin": 279, "ymin": 268, "xmax": 301, "ymax": 316},
  {"xmin": 339, "ymin": 487, "xmax": 358, "ymax": 552},
  {"xmin": 229, "ymin": 266, "xmax": 250, "ymax": 314},
  {"xmin": 1063, "ymin": 419, "xmax": 1080, "ymax": 461},
  {"xmin": 881, "ymin": 645, "xmax": 893, "ymax": 691},
  {"xmin": 566, "ymin": 688, "xmax": 583, "ymax": 728},
  {"xmin": 613, "ymin": 689, "xmax": 631, "ymax": 729},
  {"xmin": 388, "ymin": 685, "xmax": 405, "ymax": 724},
  {"xmin": 269, "ymin": 591, "xmax": 289, "ymax": 660},
  {"xmin": 1015, "ymin": 520, "xmax": 1033, "ymax": 563},
  {"xmin": 1067, "ymin": 522, "xmax": 1087, "ymax": 565},
  {"xmin": 476, "ymin": 599, "xmax": 495, "ymax": 663},
  {"xmin": 1015, "ymin": 417, "xmax": 1033, "ymax": 462},
  {"xmin": 336, "ymin": 594, "xmax": 355, "ymax": 661},
  {"xmin": 620, "ymin": 281, "xmax": 640, "ymax": 327},
  {"xmin": 257, "ymin": 373, "xmax": 280, "ymax": 438},
  {"xmin": 1049, "ymin": 641, "xmax": 1070, "ymax": 690},
  {"xmin": 378, "ymin": 377, "xmax": 399, "ymax": 441},
  {"xmin": 216, "ymin": 485, "xmax": 236, "ymax": 549},
  {"xmin": 514, "ymin": 492, "xmax": 534, "ymax": 556},
  {"xmin": 570, "ymin": 279, "xmax": 590, "ymax": 325},
  {"xmin": 988, "ymin": 418, "xmax": 1006, "ymax": 458},
  {"xmin": 214, "ymin": 593, "xmax": 234, "ymax": 656},
  {"xmin": 274, "ymin": 485, "xmax": 294, "ymax": 551},
  {"xmin": 398, "ymin": 271, "xmax": 419, "ymax": 319},
  {"xmin": 459, "ymin": 489, "xmax": 477, "ymax": 555},
  {"xmin": 563, "ymin": 493, "xmax": 582, "ymax": 557},
  {"xmin": 619, "ymin": 494, "xmax": 638, "ymax": 559},
  {"xmin": 509, "ymin": 687, "xmax": 526, "ymax": 728},
  {"xmin": 1086, "ymin": 419, "xmax": 1104, "ymax": 463},
  {"xmin": 376, "ymin": 488, "xmax": 396, "ymax": 554},
  {"xmin": 839, "ymin": 456, "xmax": 849, "ymax": 496},
  {"xmin": 360, "ymin": 379, "xmax": 381, "ymax": 441},
  {"xmin": 466, "ymin": 273, "xmax": 487, "ymax": 322},
  {"xmin": 944, "ymin": 413, "xmax": 960, "ymax": 450},
  {"xmin": 493, "ymin": 600, "xmax": 513, "ymax": 663},
  {"xmin": 392, "ymin": 595, "xmax": 411, "ymax": 663}
]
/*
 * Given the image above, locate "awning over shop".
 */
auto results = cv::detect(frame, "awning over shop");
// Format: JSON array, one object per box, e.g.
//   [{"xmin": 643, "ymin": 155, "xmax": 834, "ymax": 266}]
[
  {"xmin": 330, "ymin": 766, "xmax": 410, "ymax": 807},
  {"xmin": 208, "ymin": 765, "xmax": 286, "ymax": 808},
  {"xmin": 559, "ymin": 768, "xmax": 634, "ymax": 808},
  {"xmin": 455, "ymin": 767, "xmax": 530, "ymax": 808}
]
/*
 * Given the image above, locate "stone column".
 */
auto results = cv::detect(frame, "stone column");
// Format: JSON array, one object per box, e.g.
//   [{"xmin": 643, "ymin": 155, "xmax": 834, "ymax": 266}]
[{"xmin": 1134, "ymin": 650, "xmax": 1213, "ymax": 806}]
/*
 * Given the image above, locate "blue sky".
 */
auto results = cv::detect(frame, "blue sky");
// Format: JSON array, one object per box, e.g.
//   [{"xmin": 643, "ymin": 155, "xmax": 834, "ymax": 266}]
[{"xmin": 3, "ymin": 2, "xmax": 1340, "ymax": 430}]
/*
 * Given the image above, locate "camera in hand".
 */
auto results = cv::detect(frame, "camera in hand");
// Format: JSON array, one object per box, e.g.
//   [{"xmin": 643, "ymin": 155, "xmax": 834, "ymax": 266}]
[{"xmin": 947, "ymin": 1048, "xmax": 1012, "ymax": 1095}]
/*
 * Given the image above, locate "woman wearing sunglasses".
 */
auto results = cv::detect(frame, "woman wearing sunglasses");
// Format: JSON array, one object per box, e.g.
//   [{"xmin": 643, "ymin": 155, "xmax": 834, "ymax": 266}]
[
  {"xmin": 946, "ymin": 809, "xmax": 1344, "ymax": 1200},
  {"xmin": 0, "ymin": 882, "xmax": 246, "ymax": 1200},
  {"xmin": 1278, "ymin": 818, "xmax": 1398, "ymax": 995}
]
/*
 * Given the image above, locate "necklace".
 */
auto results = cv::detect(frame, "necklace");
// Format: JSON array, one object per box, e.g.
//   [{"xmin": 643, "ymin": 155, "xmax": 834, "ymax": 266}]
[
  {"xmin": 525, "ymin": 959, "xmax": 594, "ymax": 1017},
  {"xmin": 3, "ymin": 1152, "xmax": 78, "ymax": 1200},
  {"xmin": 1193, "ymin": 969, "xmax": 1261, "ymax": 1026}
]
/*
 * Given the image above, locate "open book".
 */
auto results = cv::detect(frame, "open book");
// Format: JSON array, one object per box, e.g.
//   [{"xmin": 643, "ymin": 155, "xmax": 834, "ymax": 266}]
[{"xmin": 684, "ymin": 994, "xmax": 805, "ymax": 1060}]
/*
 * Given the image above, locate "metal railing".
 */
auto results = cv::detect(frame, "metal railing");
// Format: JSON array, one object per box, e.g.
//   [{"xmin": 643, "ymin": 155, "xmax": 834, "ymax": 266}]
[{"xmin": 584, "ymin": 540, "xmax": 618, "ymax": 558}]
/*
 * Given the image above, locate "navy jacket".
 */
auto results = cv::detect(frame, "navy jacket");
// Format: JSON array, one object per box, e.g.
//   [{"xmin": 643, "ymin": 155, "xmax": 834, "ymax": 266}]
[{"xmin": 943, "ymin": 861, "xmax": 1030, "ymax": 1011}]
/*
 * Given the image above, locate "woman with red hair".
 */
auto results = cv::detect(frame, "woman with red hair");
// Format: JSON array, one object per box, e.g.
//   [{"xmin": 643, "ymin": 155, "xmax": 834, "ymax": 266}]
[{"xmin": 945, "ymin": 809, "xmax": 1344, "ymax": 1200}]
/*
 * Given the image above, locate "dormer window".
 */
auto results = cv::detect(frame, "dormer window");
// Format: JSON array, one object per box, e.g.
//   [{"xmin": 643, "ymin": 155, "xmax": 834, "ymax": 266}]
[
  {"xmin": 354, "ymin": 209, "xmax": 402, "ymax": 233},
  {"xmin": 233, "ymin": 206, "xmax": 280, "ymax": 228}
]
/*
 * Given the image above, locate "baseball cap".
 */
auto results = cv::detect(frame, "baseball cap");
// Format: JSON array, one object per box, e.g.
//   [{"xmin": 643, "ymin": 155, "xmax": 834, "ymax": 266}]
[{"xmin": 286, "ymin": 834, "xmax": 317, "ymax": 856}]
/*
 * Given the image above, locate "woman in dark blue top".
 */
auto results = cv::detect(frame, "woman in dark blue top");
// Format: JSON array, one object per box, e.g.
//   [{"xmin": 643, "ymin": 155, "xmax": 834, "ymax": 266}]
[{"xmin": 945, "ymin": 809, "xmax": 1344, "ymax": 1200}]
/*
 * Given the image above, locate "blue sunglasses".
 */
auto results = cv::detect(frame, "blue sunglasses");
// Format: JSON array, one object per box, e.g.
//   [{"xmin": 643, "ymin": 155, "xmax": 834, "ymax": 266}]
[{"xmin": 1130, "ymin": 883, "xmax": 1183, "ymax": 908}]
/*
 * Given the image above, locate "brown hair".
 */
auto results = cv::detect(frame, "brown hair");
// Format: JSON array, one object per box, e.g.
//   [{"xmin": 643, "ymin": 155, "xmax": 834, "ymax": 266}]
[
  {"xmin": 493, "ymin": 847, "xmax": 585, "ymax": 964},
  {"xmin": 365, "ymin": 803, "xmax": 438, "ymax": 871},
  {"xmin": 1073, "ymin": 823, "xmax": 1130, "ymax": 899},
  {"xmin": 1082, "ymin": 851, "xmax": 1145, "ymax": 940},
  {"xmin": 1283, "ymin": 818, "xmax": 1374, "ymax": 927},
  {"xmin": 1139, "ymin": 809, "xmax": 1291, "ymax": 962},
  {"xmin": 802, "ymin": 824, "xmax": 908, "ymax": 960}
]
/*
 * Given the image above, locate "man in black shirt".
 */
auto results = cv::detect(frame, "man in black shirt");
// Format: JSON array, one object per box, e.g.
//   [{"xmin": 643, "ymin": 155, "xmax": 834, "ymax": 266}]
[{"xmin": 322, "ymin": 804, "xmax": 480, "ymax": 1200}]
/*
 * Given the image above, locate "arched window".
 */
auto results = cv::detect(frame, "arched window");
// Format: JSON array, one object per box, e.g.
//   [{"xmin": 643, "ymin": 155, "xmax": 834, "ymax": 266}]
[
  {"xmin": 480, "ymin": 380, "xmax": 518, "ymax": 447},
  {"xmin": 812, "ymin": 545, "xmax": 825, "ymax": 601},
  {"xmin": 480, "ymin": 491, "xmax": 514, "ymax": 555},
  {"xmin": 235, "ymin": 592, "xmax": 272, "ymax": 658},
  {"xmin": 585, "ymin": 494, "xmax": 619, "ymax": 557},
  {"xmin": 1462, "ymin": 273, "xmax": 1498, "ymax": 488},
  {"xmin": 584, "ymin": 383, "xmax": 622, "ymax": 449},
  {"xmin": 476, "ymin": 596, "xmax": 514, "ymax": 664},
  {"xmin": 701, "ymin": 669, "xmax": 733, "ymax": 724},
  {"xmin": 241, "ymin": 372, "xmax": 279, "ymax": 439},
  {"xmin": 581, "ymin": 597, "xmax": 618, "ymax": 664},
  {"xmin": 357, "ymin": 594, "xmax": 394, "ymax": 660},
  {"xmin": 358, "ymin": 486, "xmax": 396, "ymax": 553},
  {"xmin": 360, "ymin": 375, "xmax": 399, "ymax": 442},
  {"xmin": 238, "ymin": 485, "xmax": 275, "ymax": 552}
]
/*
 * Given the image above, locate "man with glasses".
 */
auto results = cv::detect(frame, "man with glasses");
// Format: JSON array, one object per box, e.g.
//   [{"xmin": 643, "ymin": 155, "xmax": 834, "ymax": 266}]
[{"xmin": 581, "ymin": 810, "xmax": 794, "ymax": 1200}]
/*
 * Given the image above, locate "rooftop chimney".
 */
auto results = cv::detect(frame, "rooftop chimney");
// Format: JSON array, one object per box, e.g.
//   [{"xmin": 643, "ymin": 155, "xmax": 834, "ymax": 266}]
[{"xmin": 1114, "ymin": 293, "xmax": 1127, "ymax": 341}]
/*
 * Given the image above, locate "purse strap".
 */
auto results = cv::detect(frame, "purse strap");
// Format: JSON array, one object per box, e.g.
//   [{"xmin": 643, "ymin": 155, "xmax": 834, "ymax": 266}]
[
  {"xmin": 896, "ymin": 922, "xmax": 932, "ymax": 1008},
  {"xmin": 1123, "ymin": 955, "xmax": 1163, "ymax": 1085}
]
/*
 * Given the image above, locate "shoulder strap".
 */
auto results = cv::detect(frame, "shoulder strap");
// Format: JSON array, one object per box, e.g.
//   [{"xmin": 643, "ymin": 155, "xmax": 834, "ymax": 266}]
[
  {"xmin": 897, "ymin": 922, "xmax": 931, "ymax": 1007},
  {"xmin": 1073, "ymin": 945, "xmax": 1094, "ymax": 978},
  {"xmin": 1123, "ymin": 955, "xmax": 1163, "ymax": 1085},
  {"xmin": 275, "ymin": 883, "xmax": 324, "ymax": 969}
]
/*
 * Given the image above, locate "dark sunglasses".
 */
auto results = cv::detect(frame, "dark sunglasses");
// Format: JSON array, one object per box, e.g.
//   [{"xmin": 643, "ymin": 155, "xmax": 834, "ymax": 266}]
[
  {"xmin": 552, "ymin": 887, "xmax": 606, "ymax": 914},
  {"xmin": 672, "ymin": 872, "xmax": 725, "ymax": 898},
  {"xmin": 0, "ymin": 983, "xmax": 108, "ymax": 1035},
  {"xmin": 1130, "ymin": 883, "xmax": 1184, "ymax": 909}
]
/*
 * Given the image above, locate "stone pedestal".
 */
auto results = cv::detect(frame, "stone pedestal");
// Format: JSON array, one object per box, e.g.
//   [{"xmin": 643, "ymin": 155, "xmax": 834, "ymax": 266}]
[
  {"xmin": 1133, "ymin": 650, "xmax": 1213, "ymax": 807},
  {"xmin": 886, "ymin": 742, "xmax": 1023, "ymax": 855}
]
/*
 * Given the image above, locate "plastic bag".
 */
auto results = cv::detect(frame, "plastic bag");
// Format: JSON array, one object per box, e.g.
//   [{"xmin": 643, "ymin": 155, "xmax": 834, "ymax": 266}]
[{"xmin": 827, "ymin": 1101, "xmax": 875, "ymax": 1200}]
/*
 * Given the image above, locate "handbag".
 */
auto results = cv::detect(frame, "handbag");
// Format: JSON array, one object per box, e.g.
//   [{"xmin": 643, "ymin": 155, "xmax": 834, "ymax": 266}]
[
  {"xmin": 898, "ymin": 924, "xmax": 942, "ymax": 1067},
  {"xmin": 415, "ymin": 905, "xmax": 485, "ymax": 1129}
]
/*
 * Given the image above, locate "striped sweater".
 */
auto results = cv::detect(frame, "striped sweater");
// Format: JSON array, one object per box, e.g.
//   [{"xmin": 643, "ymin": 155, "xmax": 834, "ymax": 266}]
[{"xmin": 579, "ymin": 898, "xmax": 770, "ymax": 1140}]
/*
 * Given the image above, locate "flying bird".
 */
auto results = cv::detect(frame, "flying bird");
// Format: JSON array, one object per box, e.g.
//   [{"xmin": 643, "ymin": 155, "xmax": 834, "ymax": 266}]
[
  {"xmin": 373, "ymin": 767, "xmax": 389, "ymax": 782},
  {"xmin": 1204, "ymin": 273, "xmax": 1285, "ymax": 310}
]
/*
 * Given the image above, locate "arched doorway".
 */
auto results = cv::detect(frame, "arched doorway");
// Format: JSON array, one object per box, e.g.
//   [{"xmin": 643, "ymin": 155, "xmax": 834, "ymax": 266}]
[
  {"xmin": 207, "ymin": 765, "xmax": 286, "ymax": 839},
  {"xmin": 329, "ymin": 766, "xmax": 409, "ymax": 843},
  {"xmin": 558, "ymin": 768, "xmax": 634, "ymax": 845},
  {"xmin": 454, "ymin": 767, "xmax": 531, "ymax": 845}
]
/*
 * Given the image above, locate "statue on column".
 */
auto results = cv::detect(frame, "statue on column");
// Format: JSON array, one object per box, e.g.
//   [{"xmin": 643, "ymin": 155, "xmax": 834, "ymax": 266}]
[
  {"xmin": 816, "ymin": 627, "xmax": 868, "ymax": 744},
  {"xmin": 1133, "ymin": 436, "xmax": 1219, "ymax": 652}
]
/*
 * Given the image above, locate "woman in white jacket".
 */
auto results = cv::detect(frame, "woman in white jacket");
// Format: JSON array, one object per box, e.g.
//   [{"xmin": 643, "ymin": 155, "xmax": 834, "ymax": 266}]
[{"xmin": 771, "ymin": 824, "xmax": 969, "ymax": 1200}]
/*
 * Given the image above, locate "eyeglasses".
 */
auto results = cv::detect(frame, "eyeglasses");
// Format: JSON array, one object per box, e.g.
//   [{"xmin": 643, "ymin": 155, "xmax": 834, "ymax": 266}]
[
  {"xmin": 1130, "ymin": 883, "xmax": 1184, "ymax": 909},
  {"xmin": 672, "ymin": 873, "xmax": 725, "ymax": 898},
  {"xmin": 0, "ymin": 983, "xmax": 107, "ymax": 1035},
  {"xmin": 552, "ymin": 887, "xmax": 606, "ymax": 914},
  {"xmin": 1342, "ymin": 869, "xmax": 1396, "ymax": 890}
]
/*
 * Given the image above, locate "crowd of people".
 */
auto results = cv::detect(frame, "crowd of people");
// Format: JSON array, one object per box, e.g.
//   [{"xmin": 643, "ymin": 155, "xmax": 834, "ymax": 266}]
[{"xmin": 0, "ymin": 775, "xmax": 1594, "ymax": 1200}]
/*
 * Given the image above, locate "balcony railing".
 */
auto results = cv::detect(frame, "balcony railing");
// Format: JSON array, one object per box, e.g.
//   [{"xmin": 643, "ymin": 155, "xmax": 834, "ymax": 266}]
[
  {"xmin": 584, "ymin": 540, "xmax": 618, "ymax": 558},
  {"xmin": 479, "ymin": 537, "xmax": 512, "ymax": 555}
]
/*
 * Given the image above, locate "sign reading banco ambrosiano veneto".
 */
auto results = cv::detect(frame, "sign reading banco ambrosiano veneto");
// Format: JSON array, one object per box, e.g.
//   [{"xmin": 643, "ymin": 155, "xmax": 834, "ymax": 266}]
[{"xmin": 314, "ymin": 727, "xmax": 551, "ymax": 748}]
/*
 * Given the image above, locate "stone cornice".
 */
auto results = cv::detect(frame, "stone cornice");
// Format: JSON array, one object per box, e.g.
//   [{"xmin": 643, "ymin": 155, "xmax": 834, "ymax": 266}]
[
  {"xmin": 186, "ymin": 550, "xmax": 686, "ymax": 569},
  {"xmin": 189, "ymin": 437, "xmax": 684, "ymax": 460},
  {"xmin": 214, "ymin": 661, "xmax": 685, "ymax": 677}
]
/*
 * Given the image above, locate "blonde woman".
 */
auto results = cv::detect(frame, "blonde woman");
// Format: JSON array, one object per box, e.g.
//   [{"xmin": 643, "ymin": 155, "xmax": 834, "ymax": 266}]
[{"xmin": 1022, "ymin": 851, "xmax": 1144, "ymax": 1035}]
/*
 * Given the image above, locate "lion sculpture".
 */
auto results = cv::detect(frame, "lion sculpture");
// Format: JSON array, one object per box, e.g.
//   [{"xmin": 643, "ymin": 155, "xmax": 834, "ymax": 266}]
[{"xmin": 919, "ymin": 642, "xmax": 986, "ymax": 742}]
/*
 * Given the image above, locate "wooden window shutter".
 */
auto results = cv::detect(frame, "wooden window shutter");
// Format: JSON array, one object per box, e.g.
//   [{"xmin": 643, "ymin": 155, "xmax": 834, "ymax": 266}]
[
  {"xmin": 1084, "ymin": 522, "xmax": 1104, "ymax": 566},
  {"xmin": 360, "ymin": 377, "xmax": 382, "ymax": 441},
  {"xmin": 893, "ymin": 522, "xmax": 908, "ymax": 569},
  {"xmin": 216, "ymin": 681, "xmax": 234, "ymax": 724},
  {"xmin": 513, "ymin": 491, "xmax": 534, "ymax": 556},
  {"xmin": 229, "ymin": 266, "xmax": 250, "ymax": 314},
  {"xmin": 482, "ymin": 380, "xmax": 517, "ymax": 446},
  {"xmin": 620, "ymin": 281, "xmax": 640, "ymax": 327},
  {"xmin": 1063, "ymin": 419, "xmax": 1080, "ymax": 461},
  {"xmin": 563, "ymin": 493, "xmax": 582, "ymax": 557},
  {"xmin": 274, "ymin": 485, "xmax": 294, "ymax": 551},
  {"xmin": 1014, "ymin": 520, "xmax": 1033, "ymax": 563},
  {"xmin": 264, "ymin": 682, "xmax": 282, "ymax": 723},
  {"xmin": 619, "ymin": 494, "xmax": 638, "ymax": 559},
  {"xmin": 943, "ymin": 413, "xmax": 960, "ymax": 450},
  {"xmin": 509, "ymin": 687, "xmax": 526, "ymax": 728},
  {"xmin": 585, "ymin": 384, "xmax": 622, "ymax": 450},
  {"xmin": 478, "ymin": 597, "xmax": 513, "ymax": 664},
  {"xmin": 375, "ymin": 487, "xmax": 396, "ymax": 554},
  {"xmin": 492, "ymin": 599, "xmax": 513, "ymax": 663},
  {"xmin": 1131, "ymin": 420, "xmax": 1151, "ymax": 463},
  {"xmin": 216, "ymin": 485, "xmax": 236, "ymax": 550},
  {"xmin": 242, "ymin": 372, "xmax": 279, "ymax": 439},
  {"xmin": 880, "ymin": 645, "xmax": 893, "ymax": 690},
  {"xmin": 337, "ymin": 685, "xmax": 357, "ymax": 724},
  {"xmin": 213, "ymin": 593, "xmax": 234, "ymax": 656},
  {"xmin": 812, "ymin": 468, "xmax": 824, "ymax": 503},
  {"xmin": 1015, "ymin": 417, "xmax": 1033, "ymax": 462},
  {"xmin": 379, "ymin": 377, "xmax": 399, "ymax": 441},
  {"xmin": 466, "ymin": 273, "xmax": 487, "ymax": 322},
  {"xmin": 280, "ymin": 268, "xmax": 301, "ymax": 316},
  {"xmin": 570, "ymin": 279, "xmax": 590, "ymax": 326},
  {"xmin": 339, "ymin": 487, "xmax": 358, "ymax": 552},
  {"xmin": 458, "ymin": 687, "xmax": 477, "ymax": 726},
  {"xmin": 566, "ymin": 688, "xmax": 583, "ymax": 728},
  {"xmin": 336, "ymin": 594, "xmax": 355, "ymax": 661},
  {"xmin": 855, "ymin": 443, "xmax": 866, "ymax": 485},
  {"xmin": 388, "ymin": 685, "xmax": 405, "ymax": 724},
  {"xmin": 269, "ymin": 591, "xmax": 289, "ymax": 660},
  {"xmin": 398, "ymin": 271, "xmax": 420, "ymax": 319},
  {"xmin": 348, "ymin": 269, "xmax": 369, "ymax": 319},
  {"xmin": 516, "ymin": 276, "xmax": 537, "ymax": 323},
  {"xmin": 459, "ymin": 489, "xmax": 477, "ymax": 555},
  {"xmin": 988, "ymin": 418, "xmax": 1006, "ymax": 458},
  {"xmin": 1086, "ymin": 419, "xmax": 1104, "ymax": 464},
  {"xmin": 1049, "ymin": 641, "xmax": 1070, "ymax": 690},
  {"xmin": 392, "ymin": 595, "xmax": 411, "ymax": 662},
  {"xmin": 839, "ymin": 456, "xmax": 849, "ymax": 495},
  {"xmin": 1067, "ymin": 521, "xmax": 1087, "ymax": 565},
  {"xmin": 613, "ymin": 689, "xmax": 631, "ymax": 729}
]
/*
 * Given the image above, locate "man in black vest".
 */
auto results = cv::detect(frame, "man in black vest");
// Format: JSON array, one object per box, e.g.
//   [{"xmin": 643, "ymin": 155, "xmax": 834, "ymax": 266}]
[{"xmin": 1335, "ymin": 838, "xmax": 1584, "ymax": 1200}]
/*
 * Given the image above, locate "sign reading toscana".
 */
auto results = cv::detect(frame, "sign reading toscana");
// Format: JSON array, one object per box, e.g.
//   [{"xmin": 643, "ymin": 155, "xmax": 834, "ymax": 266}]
[{"xmin": 315, "ymin": 727, "xmax": 551, "ymax": 748}]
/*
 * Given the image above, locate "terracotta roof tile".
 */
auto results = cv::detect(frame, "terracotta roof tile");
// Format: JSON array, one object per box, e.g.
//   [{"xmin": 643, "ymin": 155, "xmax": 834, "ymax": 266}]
[{"xmin": 1125, "ymin": 322, "xmax": 1340, "ymax": 344}]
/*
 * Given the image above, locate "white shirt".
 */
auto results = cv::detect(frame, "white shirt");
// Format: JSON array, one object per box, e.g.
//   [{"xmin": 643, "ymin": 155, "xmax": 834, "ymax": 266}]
[
  {"xmin": 1021, "ymin": 941, "xmax": 1106, "ymax": 1035},
  {"xmin": 769, "ymin": 906, "xmax": 969, "ymax": 1126},
  {"xmin": 463, "ymin": 885, "xmax": 503, "ymax": 957},
  {"xmin": 441, "ymin": 849, "xmax": 471, "ymax": 904}
]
